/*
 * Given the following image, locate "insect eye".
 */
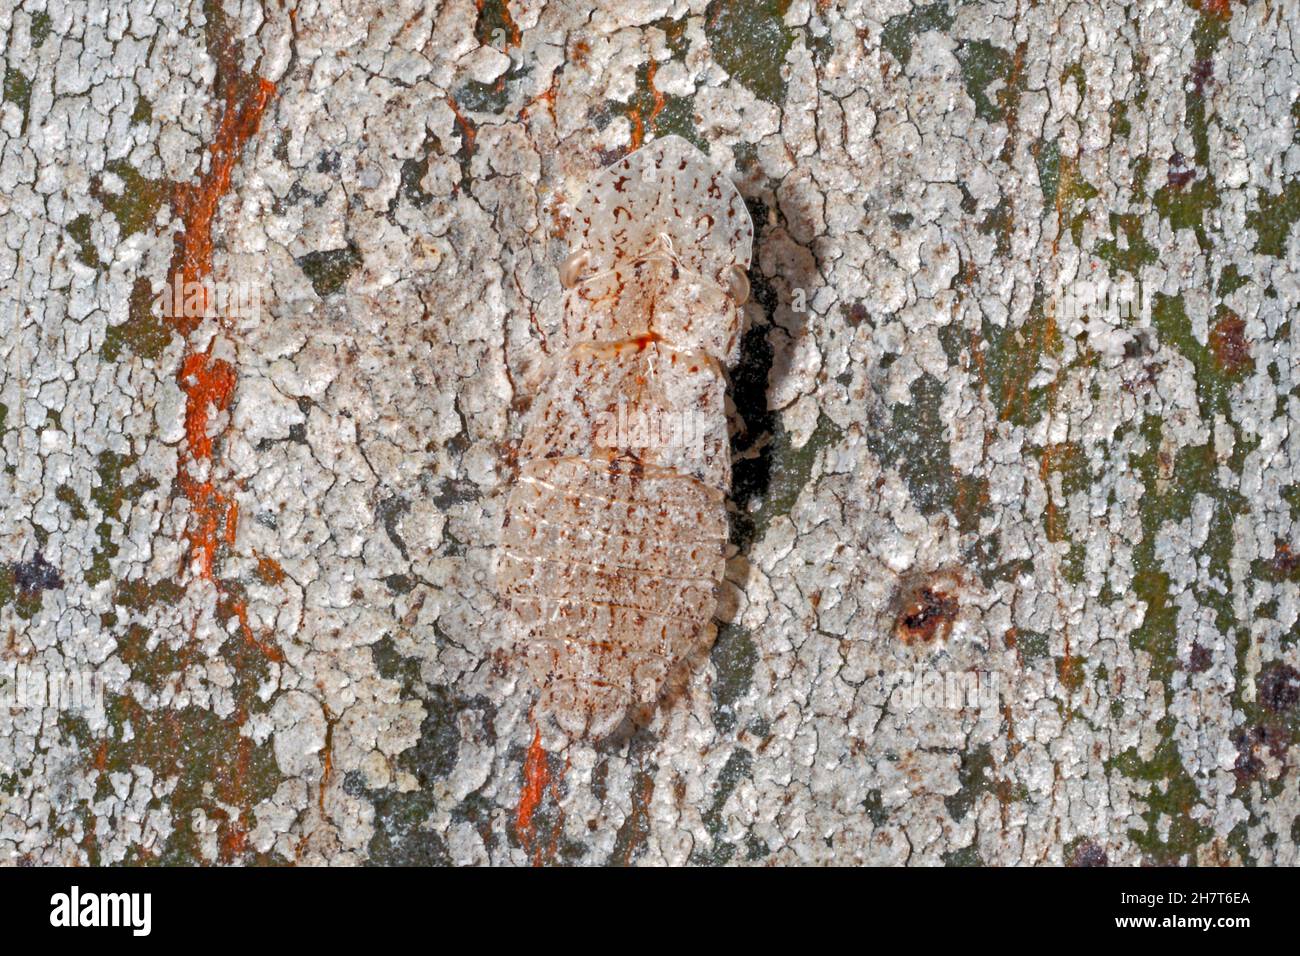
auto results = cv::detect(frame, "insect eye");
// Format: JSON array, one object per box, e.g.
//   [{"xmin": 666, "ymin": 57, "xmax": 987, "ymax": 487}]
[
  {"xmin": 726, "ymin": 265, "xmax": 749, "ymax": 306},
  {"xmin": 559, "ymin": 249, "xmax": 591, "ymax": 289}
]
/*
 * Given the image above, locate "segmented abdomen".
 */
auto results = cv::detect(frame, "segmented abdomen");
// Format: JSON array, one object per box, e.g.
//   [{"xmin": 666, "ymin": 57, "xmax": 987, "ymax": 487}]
[{"xmin": 499, "ymin": 457, "xmax": 727, "ymax": 737}]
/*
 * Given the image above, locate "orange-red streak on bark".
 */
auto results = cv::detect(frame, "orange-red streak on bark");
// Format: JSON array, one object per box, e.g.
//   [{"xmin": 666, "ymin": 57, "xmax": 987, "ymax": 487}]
[
  {"xmin": 1192, "ymin": 0, "xmax": 1235, "ymax": 20},
  {"xmin": 169, "ymin": 75, "xmax": 280, "ymax": 859},
  {"xmin": 171, "ymin": 78, "xmax": 277, "ymax": 314},
  {"xmin": 646, "ymin": 59, "xmax": 665, "ymax": 130},
  {"xmin": 515, "ymin": 725, "xmax": 550, "ymax": 862},
  {"xmin": 170, "ymin": 74, "xmax": 285, "ymax": 698},
  {"xmin": 171, "ymin": 77, "xmax": 275, "ymax": 581},
  {"xmin": 178, "ymin": 351, "xmax": 237, "ymax": 578},
  {"xmin": 447, "ymin": 95, "xmax": 477, "ymax": 156}
]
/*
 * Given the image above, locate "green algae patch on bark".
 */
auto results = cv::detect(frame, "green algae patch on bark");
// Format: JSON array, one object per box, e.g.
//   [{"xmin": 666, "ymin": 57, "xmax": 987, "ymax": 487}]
[
  {"xmin": 90, "ymin": 161, "xmax": 170, "ymax": 239},
  {"xmin": 711, "ymin": 623, "xmax": 759, "ymax": 735},
  {"xmin": 882, "ymin": 3, "xmax": 955, "ymax": 70},
  {"xmin": 704, "ymin": 0, "xmax": 795, "ymax": 105},
  {"xmin": 1247, "ymin": 178, "xmax": 1300, "ymax": 258},
  {"xmin": 298, "ymin": 244, "xmax": 362, "ymax": 298},
  {"xmin": 101, "ymin": 276, "xmax": 174, "ymax": 363}
]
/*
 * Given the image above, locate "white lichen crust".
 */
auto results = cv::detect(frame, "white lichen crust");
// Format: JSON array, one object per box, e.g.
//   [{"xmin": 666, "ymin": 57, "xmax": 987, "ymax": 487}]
[{"xmin": 0, "ymin": 0, "xmax": 1297, "ymax": 866}]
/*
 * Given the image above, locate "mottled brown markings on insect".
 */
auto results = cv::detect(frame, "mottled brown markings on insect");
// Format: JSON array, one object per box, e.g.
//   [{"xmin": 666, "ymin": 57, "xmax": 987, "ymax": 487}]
[
  {"xmin": 495, "ymin": 437, "xmax": 523, "ymax": 486},
  {"xmin": 502, "ymin": 138, "xmax": 751, "ymax": 740}
]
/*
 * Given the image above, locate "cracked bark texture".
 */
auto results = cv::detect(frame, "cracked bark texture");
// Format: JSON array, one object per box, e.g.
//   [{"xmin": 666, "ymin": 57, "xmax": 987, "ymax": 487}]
[{"xmin": 1, "ymin": 0, "xmax": 1298, "ymax": 866}]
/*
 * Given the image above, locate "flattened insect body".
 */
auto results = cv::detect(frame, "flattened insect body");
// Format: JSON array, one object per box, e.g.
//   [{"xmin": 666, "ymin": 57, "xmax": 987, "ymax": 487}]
[
  {"xmin": 562, "ymin": 252, "xmax": 742, "ymax": 362},
  {"xmin": 499, "ymin": 136, "xmax": 753, "ymax": 739},
  {"xmin": 520, "ymin": 339, "xmax": 731, "ymax": 490}
]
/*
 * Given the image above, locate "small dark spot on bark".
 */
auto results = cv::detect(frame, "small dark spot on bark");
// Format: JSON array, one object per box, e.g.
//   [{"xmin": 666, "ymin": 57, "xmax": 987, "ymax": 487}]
[
  {"xmin": 297, "ymin": 244, "xmax": 361, "ymax": 298},
  {"xmin": 12, "ymin": 553, "xmax": 62, "ymax": 594},
  {"xmin": 1191, "ymin": 58, "xmax": 1213, "ymax": 98},
  {"xmin": 1232, "ymin": 730, "xmax": 1264, "ymax": 785},
  {"xmin": 1124, "ymin": 329, "xmax": 1154, "ymax": 360},
  {"xmin": 1210, "ymin": 311, "xmax": 1251, "ymax": 375},
  {"xmin": 432, "ymin": 478, "xmax": 481, "ymax": 510},
  {"xmin": 894, "ymin": 580, "xmax": 960, "ymax": 645},
  {"xmin": 1166, "ymin": 151, "xmax": 1195, "ymax": 190},
  {"xmin": 1069, "ymin": 839, "xmax": 1108, "ymax": 867},
  {"xmin": 1232, "ymin": 722, "xmax": 1289, "ymax": 786},
  {"xmin": 1257, "ymin": 663, "xmax": 1300, "ymax": 715},
  {"xmin": 1270, "ymin": 541, "xmax": 1300, "ymax": 581},
  {"xmin": 375, "ymin": 494, "xmax": 411, "ymax": 561},
  {"xmin": 841, "ymin": 301, "xmax": 870, "ymax": 326}
]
